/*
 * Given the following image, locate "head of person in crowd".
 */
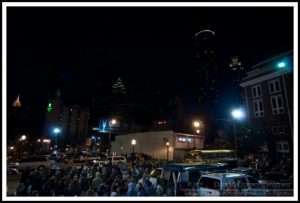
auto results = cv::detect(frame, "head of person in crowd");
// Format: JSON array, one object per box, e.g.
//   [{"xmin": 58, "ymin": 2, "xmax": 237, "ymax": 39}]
[{"xmin": 15, "ymin": 183, "xmax": 26, "ymax": 196}]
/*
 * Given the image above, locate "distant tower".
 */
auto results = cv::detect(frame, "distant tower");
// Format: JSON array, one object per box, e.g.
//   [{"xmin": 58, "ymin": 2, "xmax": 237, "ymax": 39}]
[
  {"xmin": 194, "ymin": 29, "xmax": 219, "ymax": 106},
  {"xmin": 229, "ymin": 56, "xmax": 243, "ymax": 84},
  {"xmin": 12, "ymin": 95, "xmax": 21, "ymax": 107},
  {"xmin": 112, "ymin": 77, "xmax": 126, "ymax": 95},
  {"xmin": 229, "ymin": 56, "xmax": 245, "ymax": 100}
]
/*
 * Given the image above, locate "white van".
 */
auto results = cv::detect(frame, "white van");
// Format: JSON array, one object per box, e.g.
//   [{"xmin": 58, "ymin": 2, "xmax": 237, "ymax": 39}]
[
  {"xmin": 13, "ymin": 156, "xmax": 55, "ymax": 171},
  {"xmin": 196, "ymin": 173, "xmax": 267, "ymax": 196},
  {"xmin": 98, "ymin": 156, "xmax": 127, "ymax": 165}
]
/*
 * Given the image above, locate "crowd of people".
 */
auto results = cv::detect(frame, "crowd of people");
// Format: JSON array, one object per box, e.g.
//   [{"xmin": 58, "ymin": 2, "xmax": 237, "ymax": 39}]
[{"xmin": 12, "ymin": 162, "xmax": 176, "ymax": 197}]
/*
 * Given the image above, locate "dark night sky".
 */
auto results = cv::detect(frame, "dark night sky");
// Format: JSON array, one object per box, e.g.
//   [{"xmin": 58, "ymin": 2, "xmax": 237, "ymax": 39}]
[{"xmin": 7, "ymin": 6, "xmax": 294, "ymax": 127}]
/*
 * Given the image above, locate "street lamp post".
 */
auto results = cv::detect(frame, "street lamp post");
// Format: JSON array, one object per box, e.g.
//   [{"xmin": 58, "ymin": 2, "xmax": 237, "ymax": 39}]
[
  {"xmin": 193, "ymin": 121, "xmax": 203, "ymax": 149},
  {"xmin": 131, "ymin": 139, "xmax": 136, "ymax": 168},
  {"xmin": 20, "ymin": 135, "xmax": 27, "ymax": 157},
  {"xmin": 231, "ymin": 108, "xmax": 245, "ymax": 158},
  {"xmin": 53, "ymin": 128, "xmax": 61, "ymax": 150},
  {"xmin": 166, "ymin": 142, "xmax": 170, "ymax": 162},
  {"xmin": 108, "ymin": 119, "xmax": 116, "ymax": 155}
]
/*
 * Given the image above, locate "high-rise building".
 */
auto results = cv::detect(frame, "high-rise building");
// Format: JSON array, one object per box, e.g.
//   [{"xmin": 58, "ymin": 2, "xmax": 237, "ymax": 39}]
[
  {"xmin": 194, "ymin": 29, "xmax": 219, "ymax": 108},
  {"xmin": 112, "ymin": 77, "xmax": 126, "ymax": 95},
  {"xmin": 42, "ymin": 98, "xmax": 90, "ymax": 150},
  {"xmin": 229, "ymin": 56, "xmax": 245, "ymax": 100}
]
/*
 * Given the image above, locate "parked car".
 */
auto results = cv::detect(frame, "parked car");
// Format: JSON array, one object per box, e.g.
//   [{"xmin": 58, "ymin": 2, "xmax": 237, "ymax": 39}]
[
  {"xmin": 127, "ymin": 153, "xmax": 152, "ymax": 161},
  {"xmin": 10, "ymin": 155, "xmax": 56, "ymax": 171},
  {"xmin": 96, "ymin": 156, "xmax": 127, "ymax": 166},
  {"xmin": 138, "ymin": 162, "xmax": 228, "ymax": 193},
  {"xmin": 258, "ymin": 171, "xmax": 293, "ymax": 196},
  {"xmin": 196, "ymin": 172, "xmax": 267, "ymax": 196},
  {"xmin": 232, "ymin": 167, "xmax": 259, "ymax": 178},
  {"xmin": 7, "ymin": 166, "xmax": 19, "ymax": 175}
]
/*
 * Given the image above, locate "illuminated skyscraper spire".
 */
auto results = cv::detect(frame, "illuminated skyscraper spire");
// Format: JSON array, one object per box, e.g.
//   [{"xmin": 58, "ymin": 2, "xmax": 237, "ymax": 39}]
[
  {"xmin": 12, "ymin": 95, "xmax": 21, "ymax": 107},
  {"xmin": 112, "ymin": 77, "xmax": 126, "ymax": 95}
]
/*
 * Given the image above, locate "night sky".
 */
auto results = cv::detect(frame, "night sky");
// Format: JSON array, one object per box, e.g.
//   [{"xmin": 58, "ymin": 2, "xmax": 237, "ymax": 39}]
[{"xmin": 7, "ymin": 6, "xmax": 293, "ymax": 134}]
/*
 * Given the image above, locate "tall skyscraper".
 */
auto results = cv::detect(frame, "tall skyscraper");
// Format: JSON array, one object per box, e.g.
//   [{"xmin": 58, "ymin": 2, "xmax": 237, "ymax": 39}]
[
  {"xmin": 229, "ymin": 56, "xmax": 245, "ymax": 100},
  {"xmin": 194, "ymin": 29, "xmax": 219, "ymax": 109}
]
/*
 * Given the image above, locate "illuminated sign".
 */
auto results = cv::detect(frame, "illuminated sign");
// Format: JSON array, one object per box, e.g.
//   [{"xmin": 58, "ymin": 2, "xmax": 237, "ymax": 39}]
[
  {"xmin": 157, "ymin": 121, "xmax": 167, "ymax": 125},
  {"xmin": 43, "ymin": 139, "xmax": 51, "ymax": 143},
  {"xmin": 99, "ymin": 119, "xmax": 109, "ymax": 132},
  {"xmin": 178, "ymin": 137, "xmax": 192, "ymax": 143},
  {"xmin": 47, "ymin": 103, "xmax": 53, "ymax": 112}
]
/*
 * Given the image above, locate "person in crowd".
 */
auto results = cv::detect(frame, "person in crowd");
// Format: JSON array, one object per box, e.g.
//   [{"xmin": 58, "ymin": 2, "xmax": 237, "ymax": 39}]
[
  {"xmin": 127, "ymin": 181, "xmax": 137, "ymax": 196},
  {"xmin": 15, "ymin": 183, "xmax": 27, "ymax": 196}
]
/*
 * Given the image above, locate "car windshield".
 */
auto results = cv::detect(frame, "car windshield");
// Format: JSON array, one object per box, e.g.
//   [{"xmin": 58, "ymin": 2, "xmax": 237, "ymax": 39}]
[{"xmin": 199, "ymin": 177, "xmax": 221, "ymax": 190}]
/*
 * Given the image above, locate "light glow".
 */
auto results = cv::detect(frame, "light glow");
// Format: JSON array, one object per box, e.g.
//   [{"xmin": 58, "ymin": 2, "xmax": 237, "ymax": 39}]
[
  {"xmin": 277, "ymin": 62, "xmax": 286, "ymax": 68},
  {"xmin": 231, "ymin": 109, "xmax": 245, "ymax": 119},
  {"xmin": 54, "ymin": 128, "xmax": 61, "ymax": 134},
  {"xmin": 21, "ymin": 135, "xmax": 26, "ymax": 140}
]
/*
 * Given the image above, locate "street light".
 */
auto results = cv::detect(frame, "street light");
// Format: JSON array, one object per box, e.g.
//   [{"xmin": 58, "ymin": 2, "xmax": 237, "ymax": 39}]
[
  {"xmin": 277, "ymin": 61, "xmax": 293, "ymax": 137},
  {"xmin": 53, "ymin": 128, "xmax": 61, "ymax": 149},
  {"xmin": 21, "ymin": 135, "xmax": 26, "ymax": 141},
  {"xmin": 131, "ymin": 139, "xmax": 136, "ymax": 168},
  {"xmin": 231, "ymin": 108, "xmax": 246, "ymax": 157},
  {"xmin": 193, "ymin": 121, "xmax": 200, "ymax": 128},
  {"xmin": 108, "ymin": 119, "xmax": 117, "ymax": 155},
  {"xmin": 193, "ymin": 120, "xmax": 204, "ymax": 149},
  {"xmin": 166, "ymin": 142, "xmax": 170, "ymax": 162}
]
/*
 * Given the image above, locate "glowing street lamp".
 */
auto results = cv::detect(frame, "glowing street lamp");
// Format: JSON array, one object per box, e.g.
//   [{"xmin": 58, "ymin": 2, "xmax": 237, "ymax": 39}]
[
  {"xmin": 21, "ymin": 135, "xmax": 26, "ymax": 141},
  {"xmin": 231, "ymin": 108, "xmax": 246, "ymax": 156},
  {"xmin": 108, "ymin": 119, "xmax": 117, "ymax": 155},
  {"xmin": 166, "ymin": 142, "xmax": 170, "ymax": 162},
  {"xmin": 193, "ymin": 120, "xmax": 204, "ymax": 149},
  {"xmin": 53, "ymin": 128, "xmax": 61, "ymax": 149},
  {"xmin": 131, "ymin": 139, "xmax": 136, "ymax": 168},
  {"xmin": 277, "ymin": 61, "xmax": 293, "ymax": 137},
  {"xmin": 193, "ymin": 121, "xmax": 200, "ymax": 128}
]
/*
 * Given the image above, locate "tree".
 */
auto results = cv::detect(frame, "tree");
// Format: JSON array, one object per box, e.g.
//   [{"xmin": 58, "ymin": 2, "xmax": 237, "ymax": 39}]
[{"xmin": 235, "ymin": 123, "xmax": 266, "ymax": 159}]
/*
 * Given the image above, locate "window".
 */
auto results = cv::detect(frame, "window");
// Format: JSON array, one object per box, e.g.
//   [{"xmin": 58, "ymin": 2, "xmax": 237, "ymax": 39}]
[
  {"xmin": 271, "ymin": 95, "xmax": 284, "ymax": 114},
  {"xmin": 269, "ymin": 79, "xmax": 281, "ymax": 94},
  {"xmin": 253, "ymin": 99, "xmax": 264, "ymax": 117},
  {"xmin": 252, "ymin": 85, "xmax": 262, "ymax": 98},
  {"xmin": 199, "ymin": 177, "xmax": 221, "ymax": 190},
  {"xmin": 272, "ymin": 126, "xmax": 289, "ymax": 135}
]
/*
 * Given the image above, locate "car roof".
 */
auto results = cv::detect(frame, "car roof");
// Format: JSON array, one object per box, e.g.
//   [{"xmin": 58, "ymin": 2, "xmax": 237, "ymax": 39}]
[
  {"xmin": 161, "ymin": 163, "xmax": 222, "ymax": 172},
  {"xmin": 232, "ymin": 167, "xmax": 253, "ymax": 171},
  {"xmin": 201, "ymin": 173, "xmax": 248, "ymax": 179}
]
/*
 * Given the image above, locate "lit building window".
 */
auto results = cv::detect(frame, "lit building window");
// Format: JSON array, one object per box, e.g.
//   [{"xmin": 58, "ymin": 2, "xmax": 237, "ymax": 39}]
[
  {"xmin": 252, "ymin": 85, "xmax": 262, "ymax": 98},
  {"xmin": 253, "ymin": 99, "xmax": 264, "ymax": 117},
  {"xmin": 271, "ymin": 95, "xmax": 284, "ymax": 114},
  {"xmin": 272, "ymin": 126, "xmax": 289, "ymax": 135},
  {"xmin": 268, "ymin": 79, "xmax": 281, "ymax": 94}
]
